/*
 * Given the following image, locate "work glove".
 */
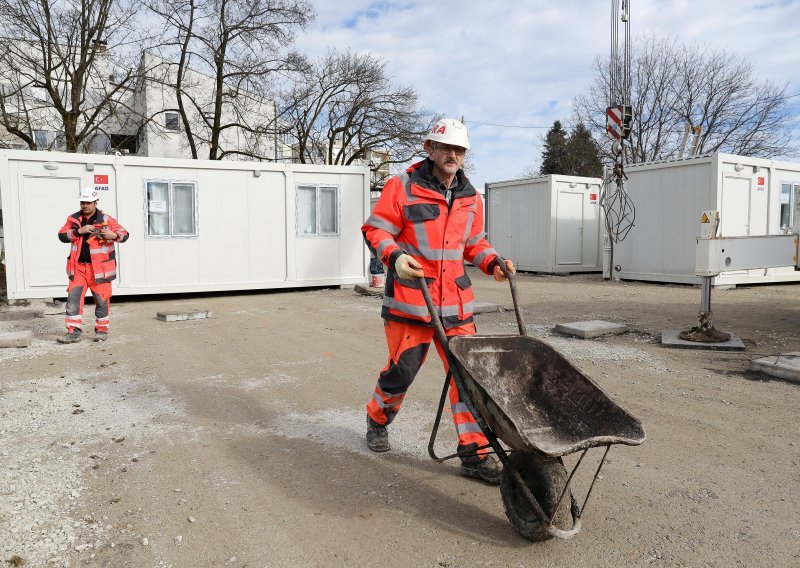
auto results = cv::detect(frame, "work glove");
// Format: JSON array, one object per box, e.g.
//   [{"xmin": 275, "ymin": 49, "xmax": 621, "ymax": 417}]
[
  {"xmin": 395, "ymin": 253, "xmax": 424, "ymax": 279},
  {"xmin": 493, "ymin": 259, "xmax": 515, "ymax": 282}
]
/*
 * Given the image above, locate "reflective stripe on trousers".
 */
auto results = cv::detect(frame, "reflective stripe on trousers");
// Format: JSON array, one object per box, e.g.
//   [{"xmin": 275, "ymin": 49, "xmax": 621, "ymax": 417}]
[
  {"xmin": 65, "ymin": 262, "xmax": 112, "ymax": 333},
  {"xmin": 365, "ymin": 319, "xmax": 489, "ymax": 456}
]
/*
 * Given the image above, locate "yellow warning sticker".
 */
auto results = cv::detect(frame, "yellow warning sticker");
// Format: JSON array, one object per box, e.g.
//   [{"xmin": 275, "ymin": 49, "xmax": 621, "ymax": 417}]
[{"xmin": 701, "ymin": 213, "xmax": 710, "ymax": 223}]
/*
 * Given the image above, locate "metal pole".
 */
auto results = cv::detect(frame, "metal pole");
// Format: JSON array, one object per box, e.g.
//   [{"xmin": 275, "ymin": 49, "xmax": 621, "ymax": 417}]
[{"xmin": 700, "ymin": 277, "xmax": 712, "ymax": 315}]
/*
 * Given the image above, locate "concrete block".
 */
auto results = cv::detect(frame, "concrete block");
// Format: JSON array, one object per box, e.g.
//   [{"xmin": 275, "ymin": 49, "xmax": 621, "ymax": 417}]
[
  {"xmin": 156, "ymin": 309, "xmax": 212, "ymax": 322},
  {"xmin": 0, "ymin": 331, "xmax": 33, "ymax": 348},
  {"xmin": 354, "ymin": 284, "xmax": 384, "ymax": 298},
  {"xmin": 555, "ymin": 320, "xmax": 628, "ymax": 339},
  {"xmin": 0, "ymin": 309, "xmax": 45, "ymax": 321},
  {"xmin": 661, "ymin": 329, "xmax": 745, "ymax": 351},
  {"xmin": 749, "ymin": 352, "xmax": 800, "ymax": 383}
]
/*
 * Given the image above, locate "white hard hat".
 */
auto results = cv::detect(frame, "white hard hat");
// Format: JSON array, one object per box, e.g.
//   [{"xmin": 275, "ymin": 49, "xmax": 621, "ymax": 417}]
[
  {"xmin": 79, "ymin": 186, "xmax": 99, "ymax": 202},
  {"xmin": 424, "ymin": 118, "xmax": 470, "ymax": 150}
]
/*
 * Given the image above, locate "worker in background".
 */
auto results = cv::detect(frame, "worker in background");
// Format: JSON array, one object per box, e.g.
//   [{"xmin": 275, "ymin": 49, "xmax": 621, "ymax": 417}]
[
  {"xmin": 362, "ymin": 118, "xmax": 515, "ymax": 484},
  {"xmin": 57, "ymin": 186, "xmax": 129, "ymax": 343}
]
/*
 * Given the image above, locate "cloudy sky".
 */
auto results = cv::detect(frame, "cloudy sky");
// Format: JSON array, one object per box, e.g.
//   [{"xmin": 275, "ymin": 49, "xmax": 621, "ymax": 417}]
[{"xmin": 296, "ymin": 0, "xmax": 800, "ymax": 189}]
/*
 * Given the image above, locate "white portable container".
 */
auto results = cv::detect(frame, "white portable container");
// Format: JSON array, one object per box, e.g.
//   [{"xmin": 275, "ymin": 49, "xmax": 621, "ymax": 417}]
[
  {"xmin": 613, "ymin": 153, "xmax": 800, "ymax": 285},
  {"xmin": 0, "ymin": 150, "xmax": 370, "ymax": 299},
  {"xmin": 485, "ymin": 175, "xmax": 604, "ymax": 274}
]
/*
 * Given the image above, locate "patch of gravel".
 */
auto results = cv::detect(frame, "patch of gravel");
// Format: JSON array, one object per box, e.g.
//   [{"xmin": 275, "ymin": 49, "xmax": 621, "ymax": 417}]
[
  {"xmin": 269, "ymin": 402, "xmax": 456, "ymax": 460},
  {"xmin": 238, "ymin": 373, "xmax": 297, "ymax": 390},
  {"xmin": 0, "ymin": 301, "xmax": 133, "ymax": 363},
  {"xmin": 483, "ymin": 321, "xmax": 670, "ymax": 373},
  {"xmin": 0, "ymin": 372, "xmax": 187, "ymax": 567}
]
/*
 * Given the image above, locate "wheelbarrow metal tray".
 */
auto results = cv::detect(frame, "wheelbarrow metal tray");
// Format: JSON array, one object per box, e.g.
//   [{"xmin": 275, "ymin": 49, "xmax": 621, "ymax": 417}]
[{"xmin": 449, "ymin": 335, "xmax": 646, "ymax": 457}]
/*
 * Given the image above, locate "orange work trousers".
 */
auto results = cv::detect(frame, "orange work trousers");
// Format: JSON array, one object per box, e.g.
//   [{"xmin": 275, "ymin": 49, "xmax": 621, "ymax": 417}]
[
  {"xmin": 65, "ymin": 262, "xmax": 112, "ymax": 333},
  {"xmin": 366, "ymin": 319, "xmax": 489, "ymax": 461}
]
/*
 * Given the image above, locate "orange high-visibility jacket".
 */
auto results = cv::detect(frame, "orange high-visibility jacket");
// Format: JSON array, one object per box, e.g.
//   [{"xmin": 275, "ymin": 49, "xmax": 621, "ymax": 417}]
[
  {"xmin": 58, "ymin": 210, "xmax": 129, "ymax": 283},
  {"xmin": 363, "ymin": 159, "xmax": 499, "ymax": 329}
]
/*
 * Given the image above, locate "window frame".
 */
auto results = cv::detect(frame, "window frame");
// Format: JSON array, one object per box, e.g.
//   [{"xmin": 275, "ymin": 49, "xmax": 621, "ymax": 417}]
[
  {"xmin": 142, "ymin": 178, "xmax": 199, "ymax": 239},
  {"xmin": 779, "ymin": 181, "xmax": 798, "ymax": 231},
  {"xmin": 295, "ymin": 183, "xmax": 341, "ymax": 238}
]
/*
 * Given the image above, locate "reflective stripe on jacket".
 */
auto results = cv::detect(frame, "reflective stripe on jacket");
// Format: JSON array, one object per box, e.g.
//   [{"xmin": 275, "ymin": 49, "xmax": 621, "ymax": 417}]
[
  {"xmin": 362, "ymin": 159, "xmax": 498, "ymax": 329},
  {"xmin": 58, "ymin": 210, "xmax": 129, "ymax": 284}
]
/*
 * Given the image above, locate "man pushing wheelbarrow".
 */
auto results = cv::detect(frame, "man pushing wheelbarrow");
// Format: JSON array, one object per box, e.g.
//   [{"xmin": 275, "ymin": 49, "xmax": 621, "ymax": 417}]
[
  {"xmin": 362, "ymin": 118, "xmax": 646, "ymax": 541},
  {"xmin": 361, "ymin": 118, "xmax": 515, "ymax": 484}
]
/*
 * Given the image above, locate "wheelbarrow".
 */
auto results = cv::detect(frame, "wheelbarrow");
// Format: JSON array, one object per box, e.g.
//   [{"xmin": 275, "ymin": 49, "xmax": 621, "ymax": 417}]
[{"xmin": 419, "ymin": 262, "xmax": 645, "ymax": 541}]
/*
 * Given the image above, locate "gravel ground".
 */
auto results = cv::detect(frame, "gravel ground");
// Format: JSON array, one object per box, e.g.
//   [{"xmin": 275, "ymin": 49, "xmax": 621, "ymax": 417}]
[{"xmin": 1, "ymin": 270, "xmax": 799, "ymax": 567}]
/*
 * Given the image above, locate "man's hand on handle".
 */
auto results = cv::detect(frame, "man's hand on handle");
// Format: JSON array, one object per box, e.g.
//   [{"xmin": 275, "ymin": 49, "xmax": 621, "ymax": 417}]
[
  {"xmin": 395, "ymin": 254, "xmax": 424, "ymax": 279},
  {"xmin": 493, "ymin": 259, "xmax": 515, "ymax": 282}
]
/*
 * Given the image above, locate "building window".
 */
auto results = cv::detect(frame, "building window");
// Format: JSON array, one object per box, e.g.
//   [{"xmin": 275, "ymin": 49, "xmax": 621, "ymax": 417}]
[
  {"xmin": 296, "ymin": 184, "xmax": 339, "ymax": 236},
  {"xmin": 144, "ymin": 180, "xmax": 198, "ymax": 237},
  {"xmin": 33, "ymin": 130, "xmax": 49, "ymax": 149},
  {"xmin": 780, "ymin": 182, "xmax": 797, "ymax": 231},
  {"xmin": 109, "ymin": 133, "xmax": 137, "ymax": 155},
  {"xmin": 164, "ymin": 112, "xmax": 180, "ymax": 131}
]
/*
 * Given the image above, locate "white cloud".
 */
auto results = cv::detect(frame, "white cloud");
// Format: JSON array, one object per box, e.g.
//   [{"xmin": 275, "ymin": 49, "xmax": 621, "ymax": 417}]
[{"xmin": 301, "ymin": 0, "xmax": 800, "ymax": 187}]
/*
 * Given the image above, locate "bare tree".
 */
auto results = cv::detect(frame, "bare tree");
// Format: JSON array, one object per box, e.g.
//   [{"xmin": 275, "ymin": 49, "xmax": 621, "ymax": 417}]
[
  {"xmin": 0, "ymin": 0, "xmax": 145, "ymax": 152},
  {"xmin": 282, "ymin": 49, "xmax": 434, "ymax": 188},
  {"xmin": 146, "ymin": 0, "xmax": 313, "ymax": 160},
  {"xmin": 574, "ymin": 34, "xmax": 798, "ymax": 162}
]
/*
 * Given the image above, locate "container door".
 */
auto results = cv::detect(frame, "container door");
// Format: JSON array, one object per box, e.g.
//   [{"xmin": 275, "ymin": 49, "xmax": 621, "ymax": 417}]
[
  {"xmin": 556, "ymin": 190, "xmax": 583, "ymax": 265},
  {"xmin": 720, "ymin": 176, "xmax": 751, "ymax": 236},
  {"xmin": 20, "ymin": 175, "xmax": 83, "ymax": 287}
]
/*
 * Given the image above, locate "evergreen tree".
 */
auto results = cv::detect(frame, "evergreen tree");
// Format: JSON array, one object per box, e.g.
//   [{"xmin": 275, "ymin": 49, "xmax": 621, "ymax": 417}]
[
  {"xmin": 565, "ymin": 122, "xmax": 603, "ymax": 177},
  {"xmin": 538, "ymin": 120, "xmax": 569, "ymax": 175}
]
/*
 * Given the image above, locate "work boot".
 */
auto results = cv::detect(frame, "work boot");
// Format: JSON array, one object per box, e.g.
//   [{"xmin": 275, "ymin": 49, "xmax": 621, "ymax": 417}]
[
  {"xmin": 366, "ymin": 416, "xmax": 390, "ymax": 452},
  {"xmin": 94, "ymin": 331, "xmax": 108, "ymax": 342},
  {"xmin": 460, "ymin": 454, "xmax": 502, "ymax": 485},
  {"xmin": 57, "ymin": 329, "xmax": 82, "ymax": 344}
]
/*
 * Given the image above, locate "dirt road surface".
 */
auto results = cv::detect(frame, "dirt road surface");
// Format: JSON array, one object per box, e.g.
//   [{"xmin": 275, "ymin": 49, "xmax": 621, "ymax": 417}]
[{"xmin": 2, "ymin": 270, "xmax": 799, "ymax": 567}]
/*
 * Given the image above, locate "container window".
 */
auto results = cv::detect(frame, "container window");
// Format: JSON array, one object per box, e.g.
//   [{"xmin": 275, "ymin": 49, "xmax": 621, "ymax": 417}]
[
  {"xmin": 296, "ymin": 184, "xmax": 340, "ymax": 237},
  {"xmin": 145, "ymin": 180, "xmax": 198, "ymax": 237},
  {"xmin": 297, "ymin": 186, "xmax": 317, "ymax": 234},
  {"xmin": 173, "ymin": 183, "xmax": 196, "ymax": 235},
  {"xmin": 319, "ymin": 187, "xmax": 338, "ymax": 234},
  {"xmin": 146, "ymin": 181, "xmax": 171, "ymax": 236},
  {"xmin": 779, "ymin": 182, "xmax": 796, "ymax": 231}
]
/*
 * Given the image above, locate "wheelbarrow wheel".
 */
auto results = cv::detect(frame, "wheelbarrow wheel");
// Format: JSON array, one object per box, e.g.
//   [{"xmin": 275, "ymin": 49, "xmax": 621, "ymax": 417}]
[{"xmin": 500, "ymin": 452, "xmax": 573, "ymax": 542}]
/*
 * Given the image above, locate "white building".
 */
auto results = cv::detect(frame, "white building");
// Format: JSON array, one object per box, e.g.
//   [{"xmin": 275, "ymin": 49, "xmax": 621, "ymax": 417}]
[{"xmin": 134, "ymin": 52, "xmax": 280, "ymax": 161}]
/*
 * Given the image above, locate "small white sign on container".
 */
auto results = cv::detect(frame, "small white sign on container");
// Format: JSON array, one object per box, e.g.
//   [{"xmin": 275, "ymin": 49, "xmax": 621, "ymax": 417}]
[{"xmin": 149, "ymin": 200, "xmax": 167, "ymax": 213}]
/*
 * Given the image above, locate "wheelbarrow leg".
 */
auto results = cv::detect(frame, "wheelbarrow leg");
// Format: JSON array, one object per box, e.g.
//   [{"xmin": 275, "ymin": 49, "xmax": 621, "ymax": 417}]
[
  {"xmin": 427, "ymin": 371, "xmax": 453, "ymax": 462},
  {"xmin": 428, "ymin": 371, "xmax": 496, "ymax": 463}
]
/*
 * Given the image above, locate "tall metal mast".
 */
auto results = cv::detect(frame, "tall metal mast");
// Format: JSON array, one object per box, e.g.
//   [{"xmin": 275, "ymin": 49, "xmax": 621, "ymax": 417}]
[{"xmin": 602, "ymin": 0, "xmax": 635, "ymax": 244}]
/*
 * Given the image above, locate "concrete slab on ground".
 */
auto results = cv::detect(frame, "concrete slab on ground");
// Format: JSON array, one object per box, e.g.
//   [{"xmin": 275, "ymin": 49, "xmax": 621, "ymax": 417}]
[
  {"xmin": 0, "ymin": 330, "xmax": 33, "ymax": 348},
  {"xmin": 354, "ymin": 284, "xmax": 384, "ymax": 298},
  {"xmin": 555, "ymin": 320, "xmax": 628, "ymax": 339},
  {"xmin": 0, "ymin": 309, "xmax": 45, "ymax": 321},
  {"xmin": 749, "ymin": 352, "xmax": 800, "ymax": 383},
  {"xmin": 156, "ymin": 310, "xmax": 212, "ymax": 322},
  {"xmin": 661, "ymin": 329, "xmax": 745, "ymax": 351}
]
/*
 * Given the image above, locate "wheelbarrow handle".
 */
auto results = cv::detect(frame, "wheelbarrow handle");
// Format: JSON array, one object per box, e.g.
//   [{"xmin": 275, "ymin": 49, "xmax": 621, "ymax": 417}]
[
  {"xmin": 419, "ymin": 277, "xmax": 450, "ymax": 350},
  {"xmin": 496, "ymin": 256, "xmax": 527, "ymax": 337}
]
